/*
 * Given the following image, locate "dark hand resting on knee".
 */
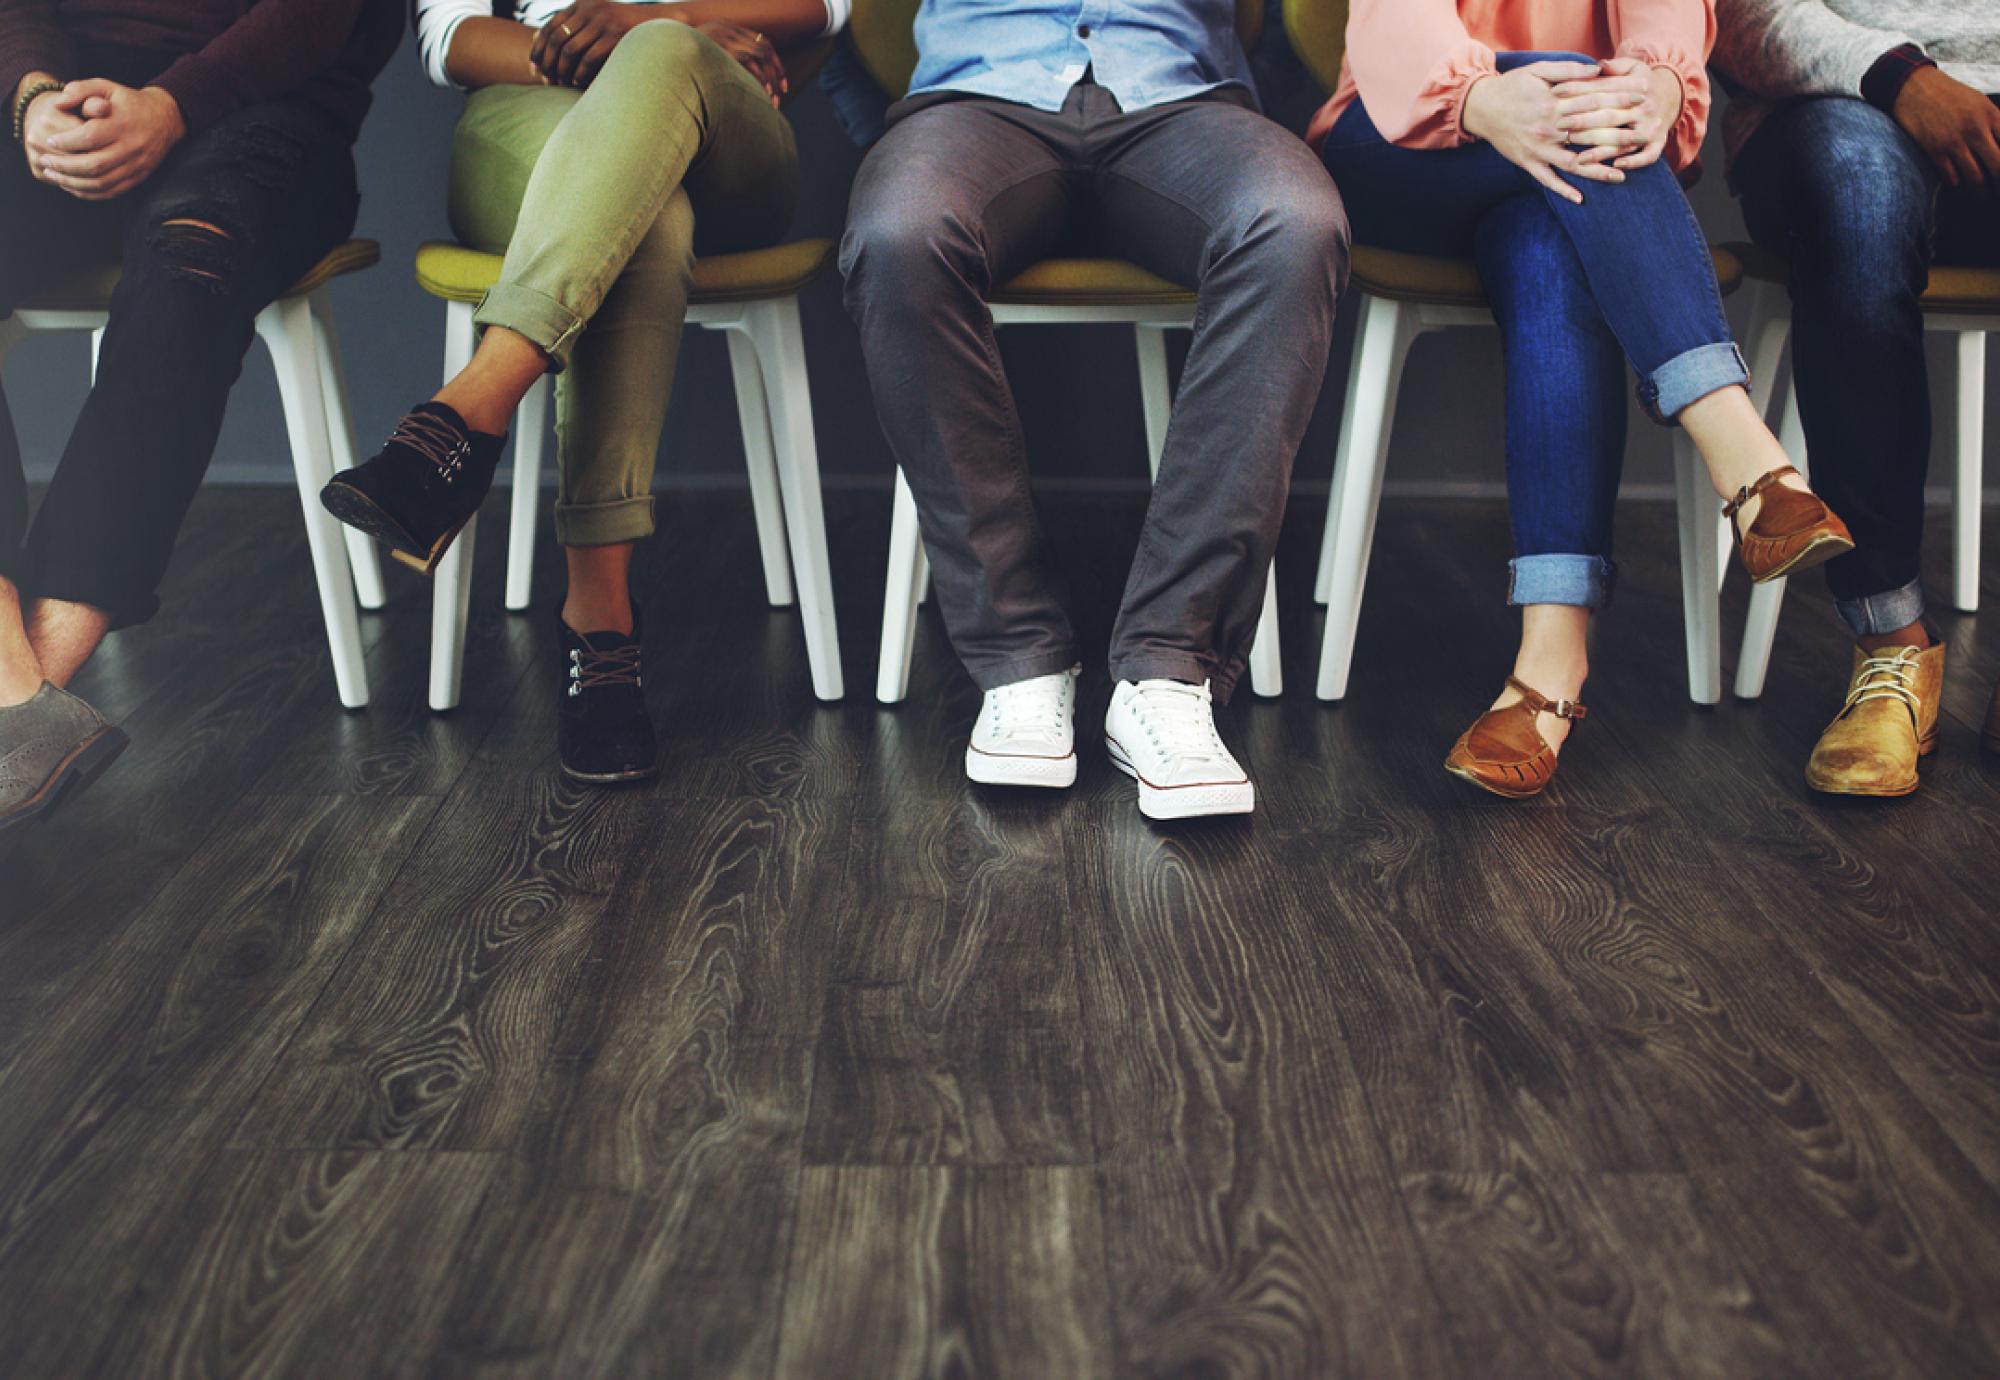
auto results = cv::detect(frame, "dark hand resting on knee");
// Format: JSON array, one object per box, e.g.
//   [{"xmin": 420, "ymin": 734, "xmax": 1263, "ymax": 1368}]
[
  {"xmin": 1890, "ymin": 65, "xmax": 2000, "ymax": 192},
  {"xmin": 17, "ymin": 74, "xmax": 185, "ymax": 202}
]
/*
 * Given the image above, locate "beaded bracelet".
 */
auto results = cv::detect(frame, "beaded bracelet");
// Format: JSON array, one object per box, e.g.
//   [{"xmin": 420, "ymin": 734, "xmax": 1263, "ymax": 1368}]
[{"xmin": 12, "ymin": 79, "xmax": 63, "ymax": 145}]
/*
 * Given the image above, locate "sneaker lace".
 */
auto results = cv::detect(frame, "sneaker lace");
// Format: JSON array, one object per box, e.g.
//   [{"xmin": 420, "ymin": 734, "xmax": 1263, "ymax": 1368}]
[
  {"xmin": 390, "ymin": 410, "xmax": 473, "ymax": 483},
  {"xmin": 1131, "ymin": 680, "xmax": 1230, "ymax": 767},
  {"xmin": 1843, "ymin": 649, "xmax": 1921, "ymax": 721},
  {"xmin": 986, "ymin": 672, "xmax": 1072, "ymax": 741},
  {"xmin": 569, "ymin": 644, "xmax": 642, "ymax": 698}
]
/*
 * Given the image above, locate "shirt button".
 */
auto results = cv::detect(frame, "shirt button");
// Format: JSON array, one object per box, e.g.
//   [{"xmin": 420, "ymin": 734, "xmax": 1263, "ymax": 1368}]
[{"xmin": 1077, "ymin": 24, "xmax": 1091, "ymax": 36}]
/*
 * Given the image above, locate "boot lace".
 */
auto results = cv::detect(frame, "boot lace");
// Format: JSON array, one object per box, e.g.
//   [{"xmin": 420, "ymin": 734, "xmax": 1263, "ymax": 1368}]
[
  {"xmin": 569, "ymin": 644, "xmax": 642, "ymax": 698},
  {"xmin": 391, "ymin": 410, "xmax": 473, "ymax": 484},
  {"xmin": 1129, "ymin": 680, "xmax": 1231, "ymax": 768},
  {"xmin": 1843, "ymin": 649, "xmax": 1922, "ymax": 721},
  {"xmin": 985, "ymin": 669, "xmax": 1075, "ymax": 742}
]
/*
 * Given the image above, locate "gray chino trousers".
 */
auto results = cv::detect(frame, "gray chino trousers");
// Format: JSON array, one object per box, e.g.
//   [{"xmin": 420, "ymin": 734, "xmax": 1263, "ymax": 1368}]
[{"xmin": 840, "ymin": 76, "xmax": 1350, "ymax": 702}]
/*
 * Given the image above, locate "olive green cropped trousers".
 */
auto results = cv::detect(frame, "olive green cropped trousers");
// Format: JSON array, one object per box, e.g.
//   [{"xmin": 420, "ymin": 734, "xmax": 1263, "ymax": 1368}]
[{"xmin": 448, "ymin": 20, "xmax": 798, "ymax": 546}]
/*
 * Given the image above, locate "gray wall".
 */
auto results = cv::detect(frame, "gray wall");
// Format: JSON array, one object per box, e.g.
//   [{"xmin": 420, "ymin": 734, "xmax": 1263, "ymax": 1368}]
[{"xmin": 8, "ymin": 36, "xmax": 1997, "ymax": 499}]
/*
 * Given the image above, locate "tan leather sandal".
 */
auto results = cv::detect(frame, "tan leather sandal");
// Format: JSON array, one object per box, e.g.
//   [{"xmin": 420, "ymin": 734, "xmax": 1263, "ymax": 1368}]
[
  {"xmin": 1724, "ymin": 465, "xmax": 1853, "ymax": 583},
  {"xmin": 1444, "ymin": 676, "xmax": 1587, "ymax": 800}
]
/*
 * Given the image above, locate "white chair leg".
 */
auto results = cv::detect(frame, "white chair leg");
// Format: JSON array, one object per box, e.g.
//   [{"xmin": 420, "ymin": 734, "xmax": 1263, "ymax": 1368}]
[
  {"xmin": 1674, "ymin": 430, "xmax": 1722, "ymax": 706},
  {"xmin": 1735, "ymin": 367, "xmax": 1807, "ymax": 700},
  {"xmin": 1316, "ymin": 295, "xmax": 1415, "ymax": 701},
  {"xmin": 503, "ymin": 376, "xmax": 549, "ymax": 613},
  {"xmin": 1953, "ymin": 330, "xmax": 1985, "ymax": 614},
  {"xmin": 1134, "ymin": 323, "xmax": 1171, "ymax": 481},
  {"xmin": 309, "ymin": 293, "xmax": 387, "ymax": 612},
  {"xmin": 429, "ymin": 301, "xmax": 479, "ymax": 713},
  {"xmin": 1247, "ymin": 562, "xmax": 1283, "ymax": 698},
  {"xmin": 744, "ymin": 298, "xmax": 843, "ymax": 701},
  {"xmin": 724, "ymin": 329, "xmax": 795, "ymax": 608},
  {"xmin": 877, "ymin": 468, "xmax": 926, "ymax": 705},
  {"xmin": 257, "ymin": 297, "xmax": 369, "ymax": 710},
  {"xmin": 87, "ymin": 327, "xmax": 103, "ymax": 383}
]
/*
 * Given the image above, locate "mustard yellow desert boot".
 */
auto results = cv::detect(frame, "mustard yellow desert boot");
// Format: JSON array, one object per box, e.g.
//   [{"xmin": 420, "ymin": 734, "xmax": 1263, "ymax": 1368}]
[{"xmin": 1805, "ymin": 642, "xmax": 1944, "ymax": 798}]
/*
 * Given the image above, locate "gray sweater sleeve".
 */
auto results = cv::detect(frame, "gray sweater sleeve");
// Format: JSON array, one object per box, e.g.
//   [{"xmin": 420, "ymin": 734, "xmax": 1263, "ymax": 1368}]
[{"xmin": 1712, "ymin": 0, "xmax": 1912, "ymax": 98}]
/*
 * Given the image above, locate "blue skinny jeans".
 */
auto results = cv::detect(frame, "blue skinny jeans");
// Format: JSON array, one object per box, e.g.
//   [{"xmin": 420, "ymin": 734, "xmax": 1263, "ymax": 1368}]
[{"xmin": 1320, "ymin": 53, "xmax": 1748, "ymax": 610}]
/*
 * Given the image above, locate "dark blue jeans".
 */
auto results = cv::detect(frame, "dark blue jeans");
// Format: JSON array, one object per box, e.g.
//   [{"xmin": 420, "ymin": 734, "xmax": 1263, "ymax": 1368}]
[
  {"xmin": 1734, "ymin": 94, "xmax": 2000, "ymax": 637},
  {"xmin": 1321, "ymin": 54, "xmax": 1748, "ymax": 610}
]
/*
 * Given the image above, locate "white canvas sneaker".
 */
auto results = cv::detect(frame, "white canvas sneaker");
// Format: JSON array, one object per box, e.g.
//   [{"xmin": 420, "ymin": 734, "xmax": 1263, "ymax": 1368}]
[
  {"xmin": 965, "ymin": 665, "xmax": 1080, "ymax": 788},
  {"xmin": 1103, "ymin": 678, "xmax": 1254, "ymax": 820}
]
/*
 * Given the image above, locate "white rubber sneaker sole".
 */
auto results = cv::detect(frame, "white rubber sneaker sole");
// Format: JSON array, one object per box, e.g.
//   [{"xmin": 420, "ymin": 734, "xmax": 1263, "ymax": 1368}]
[
  {"xmin": 1104, "ymin": 735, "xmax": 1255, "ymax": 820},
  {"xmin": 965, "ymin": 743, "xmax": 1078, "ymax": 789}
]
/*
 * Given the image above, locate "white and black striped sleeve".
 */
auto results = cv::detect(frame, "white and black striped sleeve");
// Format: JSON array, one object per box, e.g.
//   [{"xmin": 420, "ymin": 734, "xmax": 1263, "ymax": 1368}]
[{"xmin": 414, "ymin": 0, "xmax": 498, "ymax": 89}]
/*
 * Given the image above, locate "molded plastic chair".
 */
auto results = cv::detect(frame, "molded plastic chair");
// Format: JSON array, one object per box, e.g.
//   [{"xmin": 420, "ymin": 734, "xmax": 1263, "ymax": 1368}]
[
  {"xmin": 0, "ymin": 239, "xmax": 386, "ymax": 710},
  {"xmin": 1286, "ymin": 0, "xmax": 1739, "ymax": 707},
  {"xmin": 1727, "ymin": 245, "xmax": 1999, "ymax": 699},
  {"xmin": 410, "ymin": 238, "xmax": 845, "ymax": 711},
  {"xmin": 854, "ymin": 0, "xmax": 1286, "ymax": 704}
]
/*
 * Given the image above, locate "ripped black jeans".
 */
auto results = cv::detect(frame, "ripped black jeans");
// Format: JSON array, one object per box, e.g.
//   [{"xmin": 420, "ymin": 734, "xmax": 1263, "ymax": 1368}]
[{"xmin": 0, "ymin": 92, "xmax": 358, "ymax": 628}]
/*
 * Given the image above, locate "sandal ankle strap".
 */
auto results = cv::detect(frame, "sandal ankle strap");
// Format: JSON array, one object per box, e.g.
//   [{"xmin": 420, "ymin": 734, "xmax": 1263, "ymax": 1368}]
[
  {"xmin": 1722, "ymin": 464, "xmax": 1801, "ymax": 520},
  {"xmin": 1505, "ymin": 675, "xmax": 1588, "ymax": 721}
]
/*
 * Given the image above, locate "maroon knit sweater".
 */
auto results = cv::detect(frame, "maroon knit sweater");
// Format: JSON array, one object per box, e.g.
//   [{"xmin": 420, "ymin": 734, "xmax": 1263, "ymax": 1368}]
[{"xmin": 1, "ymin": 0, "xmax": 402, "ymax": 140}]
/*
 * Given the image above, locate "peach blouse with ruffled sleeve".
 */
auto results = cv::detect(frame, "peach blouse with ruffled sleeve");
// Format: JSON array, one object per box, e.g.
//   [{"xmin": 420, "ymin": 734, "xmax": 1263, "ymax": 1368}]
[{"xmin": 1306, "ymin": 0, "xmax": 1715, "ymax": 175}]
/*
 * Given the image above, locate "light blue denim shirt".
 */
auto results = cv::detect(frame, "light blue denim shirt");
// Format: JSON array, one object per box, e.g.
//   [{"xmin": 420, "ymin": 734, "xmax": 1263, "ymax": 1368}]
[{"xmin": 907, "ymin": 0, "xmax": 1258, "ymax": 113}]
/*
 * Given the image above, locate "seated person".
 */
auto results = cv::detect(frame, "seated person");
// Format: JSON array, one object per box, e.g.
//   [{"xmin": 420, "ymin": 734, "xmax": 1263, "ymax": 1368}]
[
  {"xmin": 1715, "ymin": 0, "xmax": 2000, "ymax": 797},
  {"xmin": 0, "ymin": 0, "xmax": 399, "ymax": 831},
  {"xmin": 1317, "ymin": 0, "xmax": 1853, "ymax": 799},
  {"xmin": 322, "ymin": 0, "xmax": 843, "ymax": 784},
  {"xmin": 841, "ymin": 0, "xmax": 1351, "ymax": 821}
]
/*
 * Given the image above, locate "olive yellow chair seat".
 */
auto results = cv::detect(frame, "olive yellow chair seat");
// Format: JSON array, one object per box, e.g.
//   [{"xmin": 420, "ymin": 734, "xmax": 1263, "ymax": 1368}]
[
  {"xmin": 413, "ymin": 238, "xmax": 834, "ymax": 307},
  {"xmin": 988, "ymin": 258, "xmax": 1194, "ymax": 308},
  {"xmin": 0, "ymin": 238, "xmax": 388, "ymax": 710},
  {"xmin": 1350, "ymin": 243, "xmax": 1745, "ymax": 310},
  {"xmin": 20, "ymin": 238, "xmax": 382, "ymax": 313},
  {"xmin": 1724, "ymin": 242, "xmax": 1998, "ymax": 698},
  {"xmin": 405, "ymin": 237, "xmax": 844, "ymax": 712},
  {"xmin": 1727, "ymin": 240, "xmax": 2000, "ymax": 318}
]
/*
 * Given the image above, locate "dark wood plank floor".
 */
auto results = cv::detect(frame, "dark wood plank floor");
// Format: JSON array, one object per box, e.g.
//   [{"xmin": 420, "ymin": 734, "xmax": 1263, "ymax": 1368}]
[{"xmin": 3, "ymin": 482, "xmax": 1999, "ymax": 1379}]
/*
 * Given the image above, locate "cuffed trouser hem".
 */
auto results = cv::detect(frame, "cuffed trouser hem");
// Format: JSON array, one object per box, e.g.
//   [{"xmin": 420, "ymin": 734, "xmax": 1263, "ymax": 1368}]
[
  {"xmin": 12, "ymin": 572, "xmax": 153, "ymax": 631},
  {"xmin": 1834, "ymin": 577, "xmax": 1926, "ymax": 638},
  {"xmin": 474, "ymin": 281, "xmax": 586, "ymax": 371},
  {"xmin": 553, "ymin": 494, "xmax": 656, "ymax": 547},
  {"xmin": 966, "ymin": 647, "xmax": 1084, "ymax": 694},
  {"xmin": 1508, "ymin": 553, "xmax": 1617, "ymax": 609},
  {"xmin": 1642, "ymin": 341, "xmax": 1750, "ymax": 423},
  {"xmin": 1110, "ymin": 650, "xmax": 1240, "ymax": 705}
]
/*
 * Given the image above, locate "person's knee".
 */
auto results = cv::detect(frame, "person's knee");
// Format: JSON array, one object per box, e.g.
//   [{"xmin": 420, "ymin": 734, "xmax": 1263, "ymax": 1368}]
[
  {"xmin": 840, "ymin": 190, "xmax": 985, "ymax": 304},
  {"xmin": 1770, "ymin": 103, "xmax": 1929, "ymax": 272},
  {"xmin": 606, "ymin": 18, "xmax": 726, "ymax": 89},
  {"xmin": 147, "ymin": 215, "xmax": 239, "ymax": 293},
  {"xmin": 1221, "ymin": 182, "xmax": 1351, "ymax": 305}
]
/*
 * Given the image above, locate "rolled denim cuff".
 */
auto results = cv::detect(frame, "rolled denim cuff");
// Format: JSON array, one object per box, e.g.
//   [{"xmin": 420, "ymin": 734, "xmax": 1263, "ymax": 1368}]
[
  {"xmin": 473, "ymin": 282, "xmax": 585, "ymax": 372},
  {"xmin": 1834, "ymin": 577, "xmax": 1926, "ymax": 638},
  {"xmin": 1641, "ymin": 341, "xmax": 1750, "ymax": 424},
  {"xmin": 1509, "ymin": 554, "xmax": 1617, "ymax": 609}
]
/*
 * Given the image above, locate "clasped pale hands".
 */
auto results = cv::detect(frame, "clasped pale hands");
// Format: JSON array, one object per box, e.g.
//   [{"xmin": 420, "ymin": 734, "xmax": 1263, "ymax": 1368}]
[
  {"xmin": 1463, "ymin": 58, "xmax": 1683, "ymax": 204},
  {"xmin": 1551, "ymin": 58, "xmax": 1682, "ymax": 172},
  {"xmin": 24, "ymin": 80, "xmax": 185, "ymax": 201}
]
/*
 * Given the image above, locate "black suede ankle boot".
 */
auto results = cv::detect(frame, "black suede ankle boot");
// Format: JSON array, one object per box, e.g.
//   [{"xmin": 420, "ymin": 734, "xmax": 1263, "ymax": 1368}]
[
  {"xmin": 320, "ymin": 402, "xmax": 505, "ymax": 575},
  {"xmin": 557, "ymin": 609, "xmax": 657, "ymax": 785}
]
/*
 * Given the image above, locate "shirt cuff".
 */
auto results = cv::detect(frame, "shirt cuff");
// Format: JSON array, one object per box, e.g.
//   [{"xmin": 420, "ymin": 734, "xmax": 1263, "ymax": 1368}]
[
  {"xmin": 1861, "ymin": 43, "xmax": 1935, "ymax": 114},
  {"xmin": 149, "ymin": 55, "xmax": 234, "ymax": 134}
]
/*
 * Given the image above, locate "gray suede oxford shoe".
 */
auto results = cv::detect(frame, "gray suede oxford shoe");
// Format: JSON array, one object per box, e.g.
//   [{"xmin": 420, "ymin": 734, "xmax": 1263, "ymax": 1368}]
[{"xmin": 0, "ymin": 683, "xmax": 129, "ymax": 832}]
